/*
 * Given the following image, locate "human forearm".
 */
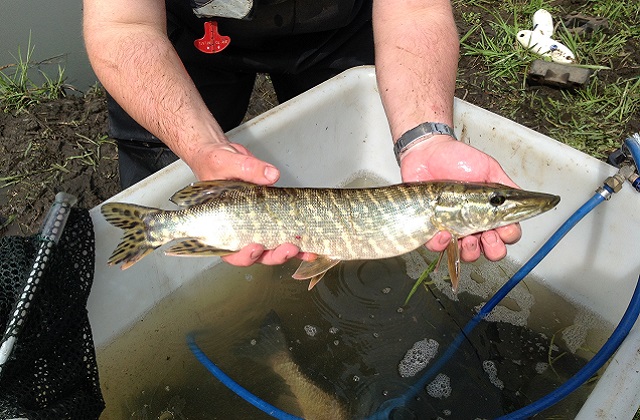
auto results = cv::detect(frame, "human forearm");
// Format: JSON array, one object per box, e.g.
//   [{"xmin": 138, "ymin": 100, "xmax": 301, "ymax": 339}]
[
  {"xmin": 83, "ymin": 26, "xmax": 228, "ymax": 160},
  {"xmin": 373, "ymin": 0, "xmax": 459, "ymax": 140},
  {"xmin": 83, "ymin": 1, "xmax": 227, "ymax": 167},
  {"xmin": 372, "ymin": 1, "xmax": 523, "ymax": 262}
]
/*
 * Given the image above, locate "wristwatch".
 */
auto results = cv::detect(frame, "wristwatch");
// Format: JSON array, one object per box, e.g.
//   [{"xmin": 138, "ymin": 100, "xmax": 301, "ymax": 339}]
[{"xmin": 393, "ymin": 122, "xmax": 457, "ymax": 165}]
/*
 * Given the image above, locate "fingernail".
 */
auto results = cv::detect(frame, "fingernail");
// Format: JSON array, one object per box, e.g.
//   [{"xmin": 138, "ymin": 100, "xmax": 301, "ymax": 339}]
[
  {"xmin": 483, "ymin": 231, "xmax": 498, "ymax": 245},
  {"xmin": 250, "ymin": 248, "xmax": 262, "ymax": 260},
  {"xmin": 264, "ymin": 166, "xmax": 279, "ymax": 183},
  {"xmin": 464, "ymin": 240, "xmax": 477, "ymax": 252}
]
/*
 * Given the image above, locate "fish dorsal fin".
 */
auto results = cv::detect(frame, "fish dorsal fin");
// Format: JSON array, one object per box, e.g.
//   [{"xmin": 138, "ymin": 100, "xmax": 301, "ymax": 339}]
[
  {"xmin": 292, "ymin": 256, "xmax": 341, "ymax": 290},
  {"xmin": 170, "ymin": 180, "xmax": 256, "ymax": 207},
  {"xmin": 165, "ymin": 239, "xmax": 234, "ymax": 256}
]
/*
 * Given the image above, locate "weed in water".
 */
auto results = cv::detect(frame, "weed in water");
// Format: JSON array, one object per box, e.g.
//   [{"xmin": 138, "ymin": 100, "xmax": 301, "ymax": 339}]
[{"xmin": 404, "ymin": 257, "xmax": 438, "ymax": 306}]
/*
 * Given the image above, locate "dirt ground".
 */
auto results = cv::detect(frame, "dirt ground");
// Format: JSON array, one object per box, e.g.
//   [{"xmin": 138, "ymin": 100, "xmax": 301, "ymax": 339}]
[
  {"xmin": 0, "ymin": 90, "xmax": 119, "ymax": 236},
  {"xmin": 1, "ymin": 2, "xmax": 638, "ymax": 237},
  {"xmin": 0, "ymin": 76, "xmax": 277, "ymax": 237}
]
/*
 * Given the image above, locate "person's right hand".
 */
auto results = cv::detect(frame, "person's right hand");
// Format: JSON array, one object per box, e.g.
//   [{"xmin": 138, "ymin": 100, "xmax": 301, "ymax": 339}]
[
  {"xmin": 189, "ymin": 141, "xmax": 280, "ymax": 185},
  {"xmin": 188, "ymin": 141, "xmax": 316, "ymax": 267},
  {"xmin": 400, "ymin": 136, "xmax": 522, "ymax": 263}
]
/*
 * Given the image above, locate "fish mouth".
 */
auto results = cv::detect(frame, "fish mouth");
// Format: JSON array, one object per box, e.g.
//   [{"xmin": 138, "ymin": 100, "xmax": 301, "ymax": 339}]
[{"xmin": 504, "ymin": 191, "xmax": 561, "ymax": 222}]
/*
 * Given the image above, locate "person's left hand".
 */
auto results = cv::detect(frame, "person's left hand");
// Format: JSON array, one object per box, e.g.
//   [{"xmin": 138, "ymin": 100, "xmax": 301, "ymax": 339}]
[
  {"xmin": 189, "ymin": 141, "xmax": 317, "ymax": 267},
  {"xmin": 400, "ymin": 135, "xmax": 522, "ymax": 262}
]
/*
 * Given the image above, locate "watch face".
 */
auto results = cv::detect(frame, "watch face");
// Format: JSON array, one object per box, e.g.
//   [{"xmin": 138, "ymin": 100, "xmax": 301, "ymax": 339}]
[{"xmin": 191, "ymin": 0, "xmax": 253, "ymax": 19}]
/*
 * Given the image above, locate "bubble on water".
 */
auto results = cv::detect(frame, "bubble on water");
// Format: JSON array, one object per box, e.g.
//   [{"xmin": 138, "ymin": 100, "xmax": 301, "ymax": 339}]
[
  {"xmin": 333, "ymin": 340, "xmax": 339, "ymax": 346},
  {"xmin": 329, "ymin": 327, "xmax": 339, "ymax": 334},
  {"xmin": 535, "ymin": 362, "xmax": 549, "ymax": 374},
  {"xmin": 353, "ymin": 375, "xmax": 360, "ymax": 382},
  {"xmin": 401, "ymin": 252, "xmax": 431, "ymax": 280},
  {"xmin": 244, "ymin": 274, "xmax": 253, "ymax": 281},
  {"xmin": 562, "ymin": 324, "xmax": 587, "ymax": 354},
  {"xmin": 482, "ymin": 360, "xmax": 504, "ymax": 390},
  {"xmin": 398, "ymin": 338, "xmax": 439, "ymax": 378},
  {"xmin": 250, "ymin": 339, "xmax": 257, "ymax": 346},
  {"xmin": 426, "ymin": 373, "xmax": 451, "ymax": 399},
  {"xmin": 442, "ymin": 409, "xmax": 452, "ymax": 416},
  {"xmin": 396, "ymin": 307, "xmax": 404, "ymax": 313},
  {"xmin": 304, "ymin": 325, "xmax": 318, "ymax": 337},
  {"xmin": 562, "ymin": 309, "xmax": 609, "ymax": 354},
  {"xmin": 382, "ymin": 287, "xmax": 391, "ymax": 294},
  {"xmin": 412, "ymin": 253, "xmax": 535, "ymax": 327},
  {"xmin": 476, "ymin": 303, "xmax": 527, "ymax": 327}
]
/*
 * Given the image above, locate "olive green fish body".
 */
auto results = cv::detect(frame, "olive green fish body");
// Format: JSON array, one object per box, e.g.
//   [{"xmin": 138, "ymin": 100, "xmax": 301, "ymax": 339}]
[
  {"xmin": 171, "ymin": 184, "xmax": 439, "ymax": 259},
  {"xmin": 101, "ymin": 181, "xmax": 560, "ymax": 285}
]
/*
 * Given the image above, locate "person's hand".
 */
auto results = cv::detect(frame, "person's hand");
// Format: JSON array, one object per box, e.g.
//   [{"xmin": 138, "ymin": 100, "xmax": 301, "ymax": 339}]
[
  {"xmin": 189, "ymin": 141, "xmax": 280, "ymax": 185},
  {"xmin": 400, "ymin": 135, "xmax": 522, "ymax": 262},
  {"xmin": 187, "ymin": 141, "xmax": 315, "ymax": 266}
]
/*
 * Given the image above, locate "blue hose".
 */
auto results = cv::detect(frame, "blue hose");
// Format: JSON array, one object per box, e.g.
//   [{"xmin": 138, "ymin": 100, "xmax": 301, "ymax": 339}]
[
  {"xmin": 624, "ymin": 134, "xmax": 640, "ymax": 192},
  {"xmin": 187, "ymin": 334, "xmax": 303, "ymax": 420},
  {"xmin": 499, "ymin": 274, "xmax": 640, "ymax": 419}
]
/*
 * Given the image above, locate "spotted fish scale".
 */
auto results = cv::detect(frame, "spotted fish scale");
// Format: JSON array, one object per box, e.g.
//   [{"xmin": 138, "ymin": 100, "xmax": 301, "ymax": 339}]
[{"xmin": 101, "ymin": 180, "xmax": 560, "ymax": 289}]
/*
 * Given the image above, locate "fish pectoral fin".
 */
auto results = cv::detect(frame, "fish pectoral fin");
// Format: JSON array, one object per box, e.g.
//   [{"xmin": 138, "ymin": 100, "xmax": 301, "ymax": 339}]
[
  {"xmin": 165, "ymin": 239, "xmax": 234, "ymax": 256},
  {"xmin": 446, "ymin": 235, "xmax": 461, "ymax": 294},
  {"xmin": 170, "ymin": 180, "xmax": 256, "ymax": 207},
  {"xmin": 292, "ymin": 257, "xmax": 341, "ymax": 289}
]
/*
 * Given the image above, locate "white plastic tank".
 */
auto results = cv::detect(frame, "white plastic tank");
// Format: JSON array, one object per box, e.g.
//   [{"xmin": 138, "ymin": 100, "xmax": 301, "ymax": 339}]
[{"xmin": 89, "ymin": 66, "xmax": 640, "ymax": 419}]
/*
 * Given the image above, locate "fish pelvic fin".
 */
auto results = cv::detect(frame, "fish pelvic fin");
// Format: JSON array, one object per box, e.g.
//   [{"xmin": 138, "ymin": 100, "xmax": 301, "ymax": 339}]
[
  {"xmin": 169, "ymin": 180, "xmax": 256, "ymax": 207},
  {"xmin": 101, "ymin": 202, "xmax": 163, "ymax": 269},
  {"xmin": 446, "ymin": 235, "xmax": 461, "ymax": 294},
  {"xmin": 292, "ymin": 256, "xmax": 341, "ymax": 290}
]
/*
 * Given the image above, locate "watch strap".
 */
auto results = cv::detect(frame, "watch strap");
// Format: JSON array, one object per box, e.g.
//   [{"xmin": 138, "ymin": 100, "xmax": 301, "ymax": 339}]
[{"xmin": 393, "ymin": 122, "xmax": 457, "ymax": 165}]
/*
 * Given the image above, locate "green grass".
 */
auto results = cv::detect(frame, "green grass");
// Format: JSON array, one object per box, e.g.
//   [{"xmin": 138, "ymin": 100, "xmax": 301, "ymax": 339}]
[
  {"xmin": 0, "ymin": 36, "xmax": 67, "ymax": 112},
  {"xmin": 455, "ymin": 0, "xmax": 640, "ymax": 159},
  {"xmin": 534, "ymin": 76, "xmax": 640, "ymax": 157}
]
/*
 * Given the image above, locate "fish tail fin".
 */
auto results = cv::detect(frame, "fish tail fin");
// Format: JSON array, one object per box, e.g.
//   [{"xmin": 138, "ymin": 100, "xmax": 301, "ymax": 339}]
[{"xmin": 101, "ymin": 202, "xmax": 164, "ymax": 269}]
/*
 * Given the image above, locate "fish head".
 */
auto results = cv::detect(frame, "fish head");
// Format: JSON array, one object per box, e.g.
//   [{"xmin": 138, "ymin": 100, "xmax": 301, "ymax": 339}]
[{"xmin": 431, "ymin": 182, "xmax": 560, "ymax": 236}]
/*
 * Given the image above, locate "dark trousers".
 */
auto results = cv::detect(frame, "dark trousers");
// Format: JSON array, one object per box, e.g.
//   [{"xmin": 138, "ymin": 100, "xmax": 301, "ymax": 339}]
[{"xmin": 110, "ymin": 12, "xmax": 374, "ymax": 189}]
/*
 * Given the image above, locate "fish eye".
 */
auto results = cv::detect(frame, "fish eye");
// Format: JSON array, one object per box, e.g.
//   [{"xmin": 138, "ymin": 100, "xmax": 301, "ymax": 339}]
[{"xmin": 489, "ymin": 193, "xmax": 506, "ymax": 206}]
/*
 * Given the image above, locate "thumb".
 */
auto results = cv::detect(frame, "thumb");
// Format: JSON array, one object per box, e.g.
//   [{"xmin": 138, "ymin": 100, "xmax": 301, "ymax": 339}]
[
  {"xmin": 223, "ymin": 152, "xmax": 280, "ymax": 185},
  {"xmin": 193, "ymin": 142, "xmax": 280, "ymax": 184}
]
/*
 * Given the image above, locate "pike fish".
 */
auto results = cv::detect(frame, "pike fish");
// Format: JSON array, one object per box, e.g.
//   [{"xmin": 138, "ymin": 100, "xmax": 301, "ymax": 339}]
[{"xmin": 101, "ymin": 180, "xmax": 560, "ymax": 291}]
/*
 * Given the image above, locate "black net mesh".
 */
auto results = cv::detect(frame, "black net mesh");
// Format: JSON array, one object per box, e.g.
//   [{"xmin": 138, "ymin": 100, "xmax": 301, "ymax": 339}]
[{"xmin": 0, "ymin": 208, "xmax": 104, "ymax": 419}]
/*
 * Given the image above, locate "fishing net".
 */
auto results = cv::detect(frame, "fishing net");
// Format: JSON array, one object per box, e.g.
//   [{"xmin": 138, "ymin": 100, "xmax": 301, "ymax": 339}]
[{"xmin": 0, "ymin": 207, "xmax": 104, "ymax": 419}]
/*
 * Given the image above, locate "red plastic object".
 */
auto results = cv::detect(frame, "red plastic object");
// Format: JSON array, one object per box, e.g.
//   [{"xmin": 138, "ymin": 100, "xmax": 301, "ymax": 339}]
[{"xmin": 194, "ymin": 21, "xmax": 230, "ymax": 54}]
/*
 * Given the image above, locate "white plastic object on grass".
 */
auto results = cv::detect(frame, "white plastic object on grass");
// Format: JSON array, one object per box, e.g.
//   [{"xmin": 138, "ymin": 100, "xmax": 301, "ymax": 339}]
[
  {"xmin": 532, "ymin": 9, "xmax": 554, "ymax": 37},
  {"xmin": 516, "ymin": 29, "xmax": 575, "ymax": 64}
]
